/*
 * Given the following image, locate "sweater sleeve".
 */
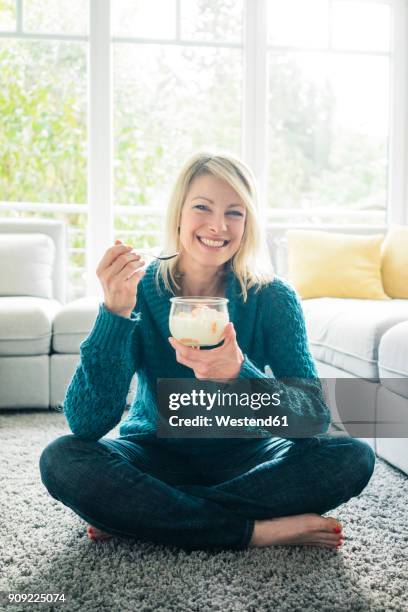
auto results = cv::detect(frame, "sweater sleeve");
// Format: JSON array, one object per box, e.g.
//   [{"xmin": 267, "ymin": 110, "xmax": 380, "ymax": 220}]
[
  {"xmin": 62, "ymin": 303, "xmax": 142, "ymax": 440},
  {"xmin": 238, "ymin": 280, "xmax": 331, "ymax": 437}
]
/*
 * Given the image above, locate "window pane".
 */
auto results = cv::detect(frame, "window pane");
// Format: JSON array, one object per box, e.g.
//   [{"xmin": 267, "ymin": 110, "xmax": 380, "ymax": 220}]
[
  {"xmin": 114, "ymin": 213, "xmax": 164, "ymax": 250},
  {"xmin": 268, "ymin": 52, "xmax": 388, "ymax": 223},
  {"xmin": 24, "ymin": 0, "xmax": 88, "ymax": 35},
  {"xmin": 0, "ymin": 40, "xmax": 87, "ymax": 203},
  {"xmin": 332, "ymin": 1, "xmax": 391, "ymax": 52},
  {"xmin": 113, "ymin": 44, "xmax": 242, "ymax": 213},
  {"xmin": 180, "ymin": 0, "xmax": 243, "ymax": 43},
  {"xmin": 0, "ymin": 0, "xmax": 15, "ymax": 30},
  {"xmin": 267, "ymin": 0, "xmax": 329, "ymax": 48},
  {"xmin": 111, "ymin": 0, "xmax": 176, "ymax": 39}
]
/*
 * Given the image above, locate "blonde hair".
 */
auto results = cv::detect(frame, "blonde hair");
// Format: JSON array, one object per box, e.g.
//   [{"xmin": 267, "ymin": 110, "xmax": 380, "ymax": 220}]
[{"xmin": 155, "ymin": 151, "xmax": 274, "ymax": 302}]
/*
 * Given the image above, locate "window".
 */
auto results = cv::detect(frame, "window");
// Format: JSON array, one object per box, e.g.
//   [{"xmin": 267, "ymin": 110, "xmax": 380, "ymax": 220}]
[
  {"xmin": 112, "ymin": 0, "xmax": 243, "ymax": 252},
  {"xmin": 267, "ymin": 0, "xmax": 391, "ymax": 224},
  {"xmin": 0, "ymin": 0, "xmax": 88, "ymax": 299},
  {"xmin": 1, "ymin": 0, "xmax": 406, "ymax": 300}
]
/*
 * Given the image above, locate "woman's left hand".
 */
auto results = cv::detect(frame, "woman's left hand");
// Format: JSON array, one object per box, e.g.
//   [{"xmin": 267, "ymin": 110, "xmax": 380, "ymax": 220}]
[{"xmin": 168, "ymin": 322, "xmax": 244, "ymax": 380}]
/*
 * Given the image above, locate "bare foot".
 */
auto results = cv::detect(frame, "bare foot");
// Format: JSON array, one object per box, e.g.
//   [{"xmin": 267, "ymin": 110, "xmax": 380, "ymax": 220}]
[
  {"xmin": 249, "ymin": 514, "xmax": 344, "ymax": 550},
  {"xmin": 86, "ymin": 524, "xmax": 114, "ymax": 541}
]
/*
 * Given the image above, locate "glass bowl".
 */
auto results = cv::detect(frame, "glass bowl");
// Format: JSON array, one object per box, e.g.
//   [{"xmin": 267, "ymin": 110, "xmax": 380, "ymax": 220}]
[{"xmin": 169, "ymin": 297, "xmax": 229, "ymax": 347}]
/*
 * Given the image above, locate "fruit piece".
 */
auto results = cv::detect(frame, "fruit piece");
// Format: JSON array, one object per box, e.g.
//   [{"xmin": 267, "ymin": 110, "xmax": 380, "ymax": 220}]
[
  {"xmin": 191, "ymin": 307, "xmax": 204, "ymax": 317},
  {"xmin": 179, "ymin": 338, "xmax": 200, "ymax": 346},
  {"xmin": 211, "ymin": 322, "xmax": 217, "ymax": 334}
]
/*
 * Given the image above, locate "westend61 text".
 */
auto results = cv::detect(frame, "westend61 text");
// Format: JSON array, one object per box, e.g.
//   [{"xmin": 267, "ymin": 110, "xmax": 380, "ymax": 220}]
[
  {"xmin": 168, "ymin": 390, "xmax": 281, "ymax": 411},
  {"xmin": 168, "ymin": 415, "xmax": 289, "ymax": 427}
]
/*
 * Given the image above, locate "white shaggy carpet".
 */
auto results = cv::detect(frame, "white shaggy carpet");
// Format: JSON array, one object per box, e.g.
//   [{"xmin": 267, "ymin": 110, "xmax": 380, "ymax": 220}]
[{"xmin": 0, "ymin": 410, "xmax": 407, "ymax": 612}]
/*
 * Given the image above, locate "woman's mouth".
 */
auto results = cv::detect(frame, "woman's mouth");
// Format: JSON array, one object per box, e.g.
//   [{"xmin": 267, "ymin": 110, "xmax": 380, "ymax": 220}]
[{"xmin": 197, "ymin": 236, "xmax": 230, "ymax": 250}]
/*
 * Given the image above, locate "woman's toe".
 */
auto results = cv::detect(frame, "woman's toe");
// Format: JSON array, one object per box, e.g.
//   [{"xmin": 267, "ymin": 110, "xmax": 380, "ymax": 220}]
[
  {"xmin": 325, "ymin": 517, "xmax": 343, "ymax": 534},
  {"xmin": 86, "ymin": 525, "xmax": 113, "ymax": 540}
]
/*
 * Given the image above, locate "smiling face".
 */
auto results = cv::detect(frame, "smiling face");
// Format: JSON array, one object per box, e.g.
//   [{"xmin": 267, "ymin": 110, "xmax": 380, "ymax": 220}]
[{"xmin": 178, "ymin": 173, "xmax": 247, "ymax": 270}]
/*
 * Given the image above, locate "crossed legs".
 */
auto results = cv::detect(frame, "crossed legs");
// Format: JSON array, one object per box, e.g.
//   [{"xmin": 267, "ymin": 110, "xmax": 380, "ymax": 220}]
[{"xmin": 39, "ymin": 434, "xmax": 375, "ymax": 551}]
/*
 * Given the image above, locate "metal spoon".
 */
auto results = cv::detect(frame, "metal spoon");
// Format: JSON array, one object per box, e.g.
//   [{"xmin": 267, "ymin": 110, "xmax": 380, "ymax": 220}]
[
  {"xmin": 150, "ymin": 252, "xmax": 179, "ymax": 261},
  {"xmin": 131, "ymin": 249, "xmax": 179, "ymax": 261}
]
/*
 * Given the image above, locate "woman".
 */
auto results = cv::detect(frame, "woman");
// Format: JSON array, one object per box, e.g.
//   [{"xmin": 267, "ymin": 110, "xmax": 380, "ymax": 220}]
[{"xmin": 39, "ymin": 152, "xmax": 375, "ymax": 551}]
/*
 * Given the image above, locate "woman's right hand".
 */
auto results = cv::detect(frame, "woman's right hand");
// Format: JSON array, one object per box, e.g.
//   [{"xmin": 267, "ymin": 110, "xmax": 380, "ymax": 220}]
[{"xmin": 96, "ymin": 239, "xmax": 146, "ymax": 318}]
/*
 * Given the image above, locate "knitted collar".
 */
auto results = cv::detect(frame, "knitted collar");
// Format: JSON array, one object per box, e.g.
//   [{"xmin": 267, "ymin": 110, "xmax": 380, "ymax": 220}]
[{"xmin": 140, "ymin": 260, "xmax": 239, "ymax": 344}]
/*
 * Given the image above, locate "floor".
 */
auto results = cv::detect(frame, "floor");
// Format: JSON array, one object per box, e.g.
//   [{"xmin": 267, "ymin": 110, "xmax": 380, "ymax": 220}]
[{"xmin": 0, "ymin": 409, "xmax": 407, "ymax": 612}]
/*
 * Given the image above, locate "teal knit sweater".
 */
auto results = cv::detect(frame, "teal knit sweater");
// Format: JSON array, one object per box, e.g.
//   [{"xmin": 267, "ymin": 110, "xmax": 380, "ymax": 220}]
[{"xmin": 63, "ymin": 261, "xmax": 330, "ymax": 442}]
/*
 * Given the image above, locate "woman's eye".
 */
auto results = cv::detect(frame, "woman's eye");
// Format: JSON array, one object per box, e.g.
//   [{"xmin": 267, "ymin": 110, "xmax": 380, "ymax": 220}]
[
  {"xmin": 227, "ymin": 211, "xmax": 244, "ymax": 217},
  {"xmin": 194, "ymin": 204, "xmax": 209, "ymax": 211},
  {"xmin": 193, "ymin": 204, "xmax": 244, "ymax": 217}
]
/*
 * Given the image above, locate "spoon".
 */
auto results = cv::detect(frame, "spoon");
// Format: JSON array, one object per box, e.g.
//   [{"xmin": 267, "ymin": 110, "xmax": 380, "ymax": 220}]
[{"xmin": 131, "ymin": 249, "xmax": 179, "ymax": 261}]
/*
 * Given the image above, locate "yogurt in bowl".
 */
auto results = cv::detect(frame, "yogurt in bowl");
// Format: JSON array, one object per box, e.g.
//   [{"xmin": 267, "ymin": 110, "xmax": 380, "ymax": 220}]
[{"xmin": 169, "ymin": 297, "xmax": 229, "ymax": 347}]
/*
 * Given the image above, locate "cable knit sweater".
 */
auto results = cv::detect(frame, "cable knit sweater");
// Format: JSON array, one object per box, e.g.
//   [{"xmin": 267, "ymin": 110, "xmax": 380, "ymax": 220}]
[{"xmin": 63, "ymin": 260, "xmax": 331, "ymax": 442}]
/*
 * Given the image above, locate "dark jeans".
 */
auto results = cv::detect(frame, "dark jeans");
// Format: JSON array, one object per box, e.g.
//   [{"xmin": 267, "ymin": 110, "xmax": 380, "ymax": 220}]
[{"xmin": 39, "ymin": 433, "xmax": 375, "ymax": 551}]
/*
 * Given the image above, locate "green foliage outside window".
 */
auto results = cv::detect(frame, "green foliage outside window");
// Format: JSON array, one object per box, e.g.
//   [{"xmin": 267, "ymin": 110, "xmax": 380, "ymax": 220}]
[{"xmin": 0, "ymin": 0, "xmax": 389, "ymax": 297}]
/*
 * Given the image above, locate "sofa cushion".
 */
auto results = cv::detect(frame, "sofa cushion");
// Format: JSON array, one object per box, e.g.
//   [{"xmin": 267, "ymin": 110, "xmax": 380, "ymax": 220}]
[
  {"xmin": 378, "ymin": 321, "xmax": 408, "ymax": 399},
  {"xmin": 0, "ymin": 233, "xmax": 55, "ymax": 299},
  {"xmin": 0, "ymin": 297, "xmax": 61, "ymax": 356},
  {"xmin": 287, "ymin": 230, "xmax": 388, "ymax": 299},
  {"xmin": 302, "ymin": 298, "xmax": 408, "ymax": 378},
  {"xmin": 52, "ymin": 297, "xmax": 100, "ymax": 353},
  {"xmin": 381, "ymin": 225, "xmax": 408, "ymax": 298}
]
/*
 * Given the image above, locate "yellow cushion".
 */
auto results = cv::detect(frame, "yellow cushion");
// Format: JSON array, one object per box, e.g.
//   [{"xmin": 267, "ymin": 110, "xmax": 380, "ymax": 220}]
[
  {"xmin": 381, "ymin": 225, "xmax": 408, "ymax": 298},
  {"xmin": 287, "ymin": 230, "xmax": 389, "ymax": 299}
]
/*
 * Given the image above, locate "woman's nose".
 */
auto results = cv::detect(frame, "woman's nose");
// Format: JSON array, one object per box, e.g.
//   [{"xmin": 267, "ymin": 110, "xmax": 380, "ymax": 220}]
[{"xmin": 208, "ymin": 216, "xmax": 228, "ymax": 234}]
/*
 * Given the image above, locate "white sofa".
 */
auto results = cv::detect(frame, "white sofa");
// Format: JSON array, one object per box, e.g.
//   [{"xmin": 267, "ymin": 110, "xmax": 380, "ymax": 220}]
[
  {"xmin": 0, "ymin": 219, "xmax": 66, "ymax": 408},
  {"xmin": 302, "ymin": 299, "xmax": 408, "ymax": 473},
  {"xmin": 1, "ymin": 219, "xmax": 407, "ymax": 475},
  {"xmin": 268, "ymin": 225, "xmax": 408, "ymax": 475},
  {"xmin": 0, "ymin": 219, "xmax": 132, "ymax": 410}
]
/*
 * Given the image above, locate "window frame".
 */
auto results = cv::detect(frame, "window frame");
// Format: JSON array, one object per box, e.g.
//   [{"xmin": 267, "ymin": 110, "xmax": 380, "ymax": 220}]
[
  {"xmin": 0, "ymin": 0, "xmax": 406, "ymax": 298},
  {"xmin": 261, "ymin": 0, "xmax": 407, "ymax": 227}
]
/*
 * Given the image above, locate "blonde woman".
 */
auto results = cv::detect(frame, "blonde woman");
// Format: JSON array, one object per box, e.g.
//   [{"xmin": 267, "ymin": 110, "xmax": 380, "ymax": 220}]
[{"xmin": 39, "ymin": 152, "xmax": 375, "ymax": 550}]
